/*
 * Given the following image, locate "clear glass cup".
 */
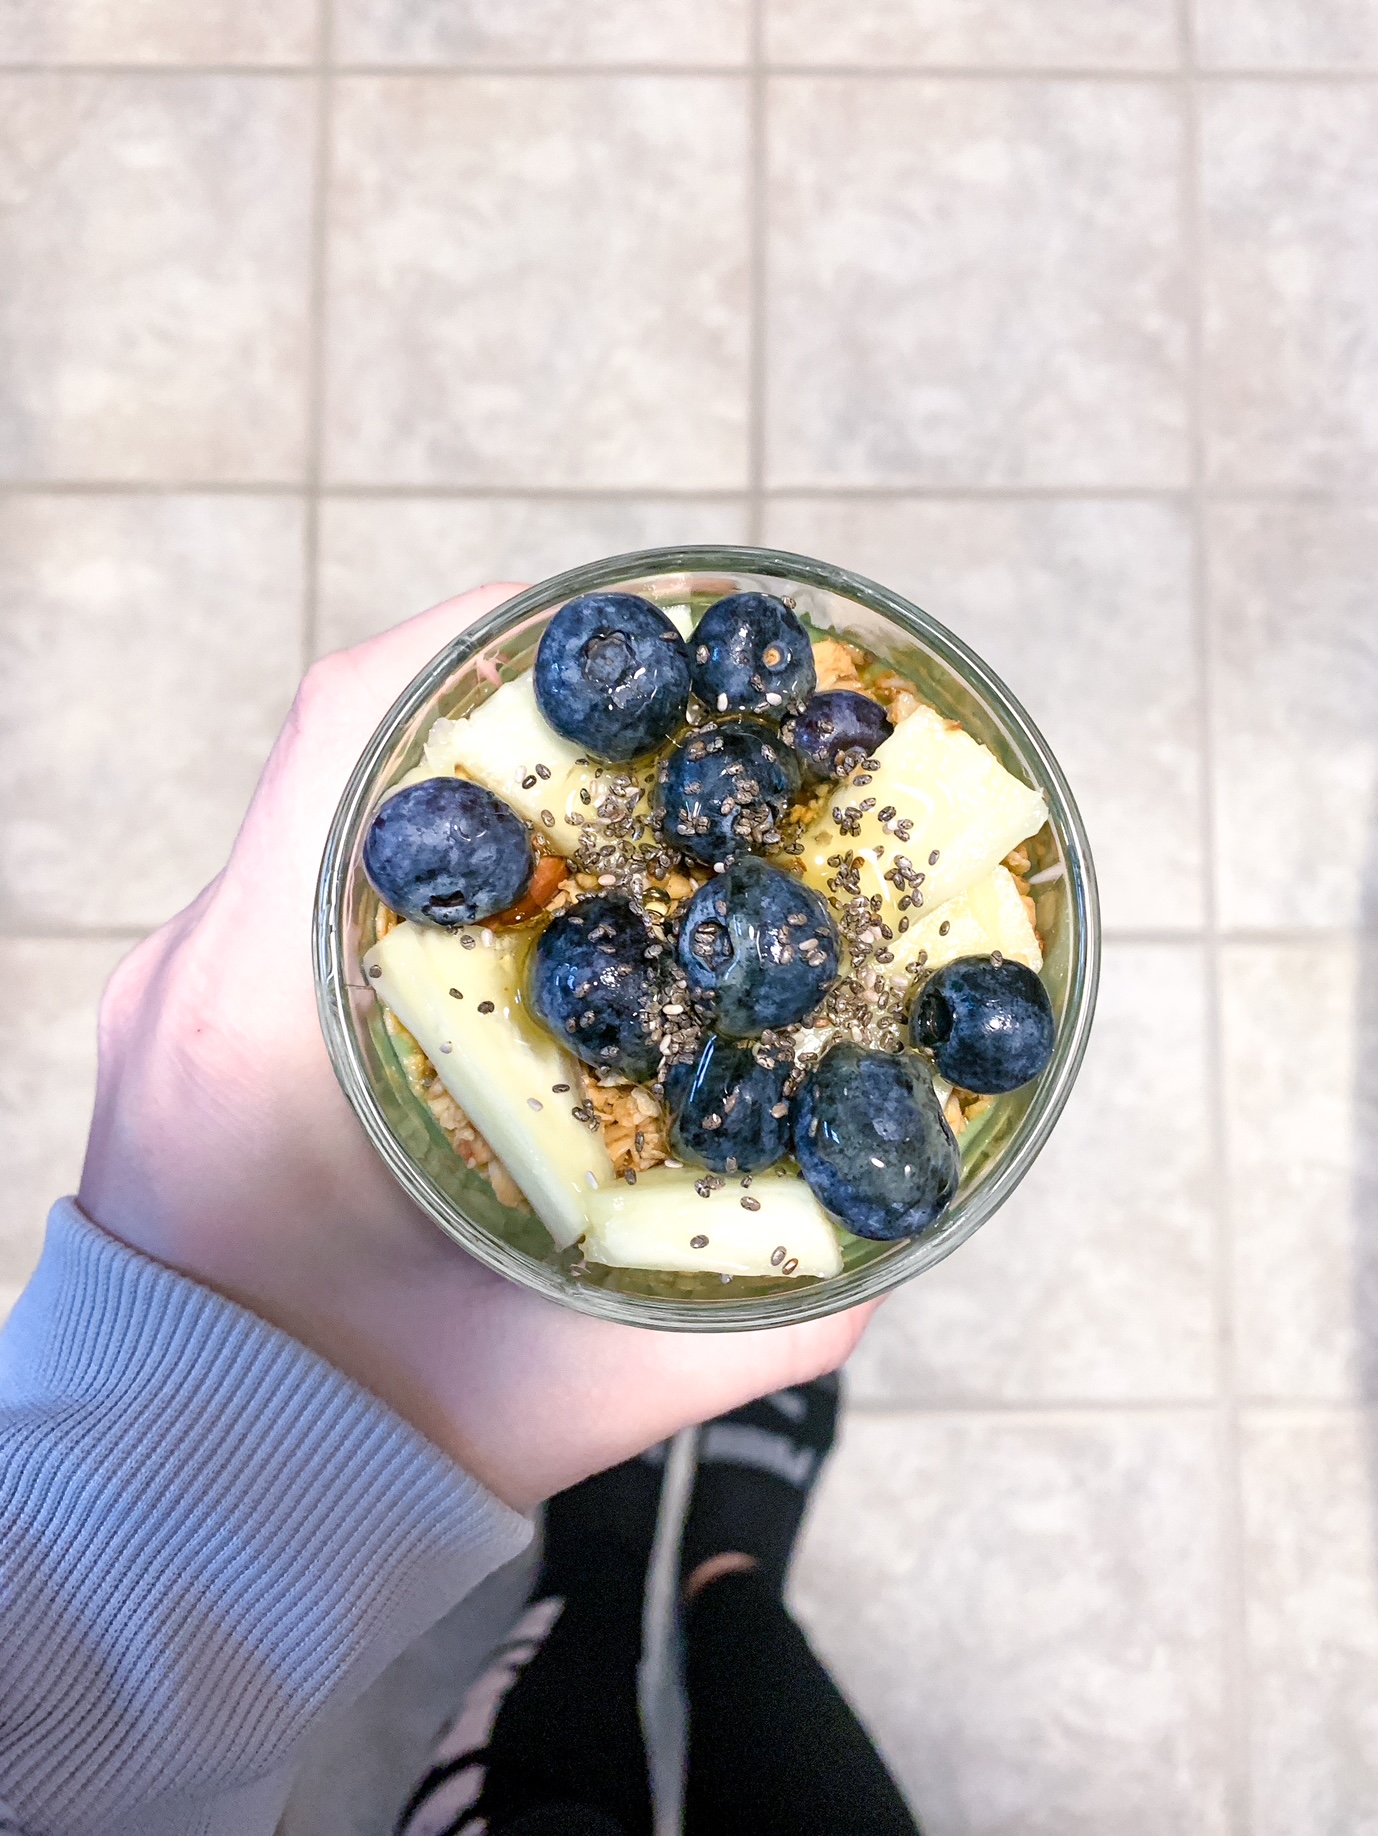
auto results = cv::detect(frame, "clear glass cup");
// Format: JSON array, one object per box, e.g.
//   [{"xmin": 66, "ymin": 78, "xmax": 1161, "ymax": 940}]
[{"xmin": 315, "ymin": 545, "xmax": 1100, "ymax": 1331}]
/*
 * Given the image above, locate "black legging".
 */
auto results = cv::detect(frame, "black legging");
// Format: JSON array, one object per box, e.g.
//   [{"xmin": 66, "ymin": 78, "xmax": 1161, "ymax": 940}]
[{"xmin": 483, "ymin": 1569, "xmax": 919, "ymax": 1836}]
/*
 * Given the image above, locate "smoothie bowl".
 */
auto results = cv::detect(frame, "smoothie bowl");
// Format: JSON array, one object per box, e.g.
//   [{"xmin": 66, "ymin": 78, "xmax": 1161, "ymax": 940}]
[{"xmin": 315, "ymin": 546, "xmax": 1099, "ymax": 1331}]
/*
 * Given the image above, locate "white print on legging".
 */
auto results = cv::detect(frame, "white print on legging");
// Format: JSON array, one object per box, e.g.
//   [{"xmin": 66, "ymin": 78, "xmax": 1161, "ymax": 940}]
[{"xmin": 396, "ymin": 1595, "xmax": 565, "ymax": 1836}]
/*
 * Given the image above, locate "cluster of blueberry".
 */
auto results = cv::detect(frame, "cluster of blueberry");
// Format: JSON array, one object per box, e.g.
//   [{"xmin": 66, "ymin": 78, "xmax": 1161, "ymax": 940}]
[{"xmin": 363, "ymin": 589, "xmax": 1055, "ymax": 1245}]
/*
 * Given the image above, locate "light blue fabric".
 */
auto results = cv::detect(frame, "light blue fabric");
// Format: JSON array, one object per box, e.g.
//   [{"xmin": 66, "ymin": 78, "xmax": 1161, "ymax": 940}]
[{"xmin": 0, "ymin": 1201, "xmax": 532, "ymax": 1836}]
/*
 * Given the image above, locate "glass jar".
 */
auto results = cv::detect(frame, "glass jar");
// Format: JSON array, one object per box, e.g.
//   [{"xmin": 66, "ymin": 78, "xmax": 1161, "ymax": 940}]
[{"xmin": 315, "ymin": 545, "xmax": 1099, "ymax": 1331}]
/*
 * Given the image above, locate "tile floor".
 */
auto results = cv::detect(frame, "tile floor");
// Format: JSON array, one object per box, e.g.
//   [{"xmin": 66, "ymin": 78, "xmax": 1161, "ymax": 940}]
[{"xmin": 2, "ymin": 3, "xmax": 1377, "ymax": 1829}]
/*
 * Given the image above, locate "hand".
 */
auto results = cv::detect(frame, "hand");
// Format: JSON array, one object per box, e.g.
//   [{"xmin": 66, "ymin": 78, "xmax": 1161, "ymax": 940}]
[{"xmin": 79, "ymin": 588, "xmax": 873, "ymax": 1511}]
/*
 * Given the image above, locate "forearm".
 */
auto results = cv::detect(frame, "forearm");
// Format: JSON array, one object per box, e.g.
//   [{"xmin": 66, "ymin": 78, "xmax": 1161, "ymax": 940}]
[{"xmin": 0, "ymin": 1203, "xmax": 530, "ymax": 1836}]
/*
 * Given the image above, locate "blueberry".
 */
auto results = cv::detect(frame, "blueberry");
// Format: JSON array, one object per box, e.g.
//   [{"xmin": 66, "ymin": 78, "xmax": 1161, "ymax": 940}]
[
  {"xmin": 784, "ymin": 690, "xmax": 894, "ymax": 786},
  {"xmin": 677, "ymin": 855, "xmax": 839, "ymax": 1039},
  {"xmin": 528, "ymin": 893, "xmax": 667, "ymax": 1082},
  {"xmin": 654, "ymin": 718, "xmax": 802, "ymax": 868},
  {"xmin": 689, "ymin": 592, "xmax": 817, "ymax": 719},
  {"xmin": 534, "ymin": 592, "xmax": 691, "ymax": 762},
  {"xmin": 363, "ymin": 777, "xmax": 534, "ymax": 927},
  {"xmin": 793, "ymin": 1043, "xmax": 960, "ymax": 1240},
  {"xmin": 665, "ymin": 1033, "xmax": 792, "ymax": 1175},
  {"xmin": 910, "ymin": 955, "xmax": 1056, "ymax": 1095}
]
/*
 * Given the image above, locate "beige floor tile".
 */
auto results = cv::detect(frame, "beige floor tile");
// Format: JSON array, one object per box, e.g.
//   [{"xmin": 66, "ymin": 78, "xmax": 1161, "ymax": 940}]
[
  {"xmin": 846, "ymin": 942, "xmax": 1216, "ymax": 1404},
  {"xmin": 1208, "ymin": 502, "xmax": 1378, "ymax": 931},
  {"xmin": 1196, "ymin": 0, "xmax": 1378, "ymax": 69},
  {"xmin": 764, "ymin": 0, "xmax": 1177, "ymax": 69},
  {"xmin": 0, "ymin": 74, "xmax": 312, "ymax": 482},
  {"xmin": 0, "ymin": 0, "xmax": 316, "ymax": 63},
  {"xmin": 1201, "ymin": 82, "xmax": 1378, "ymax": 488},
  {"xmin": 316, "ymin": 494, "xmax": 749, "ymax": 652},
  {"xmin": 0, "ymin": 495, "xmax": 302, "ymax": 930},
  {"xmin": 765, "ymin": 78, "xmax": 1188, "ymax": 489},
  {"xmin": 791, "ymin": 1412, "xmax": 1227, "ymax": 1834},
  {"xmin": 764, "ymin": 494, "xmax": 1201, "ymax": 932},
  {"xmin": 1241, "ymin": 1410, "xmax": 1378, "ymax": 1834},
  {"xmin": 334, "ymin": 0, "xmax": 747, "ymax": 66},
  {"xmin": 1221, "ymin": 940, "xmax": 1378, "ymax": 1400},
  {"xmin": 324, "ymin": 76, "xmax": 749, "ymax": 489},
  {"xmin": 0, "ymin": 936, "xmax": 131, "ymax": 1318}
]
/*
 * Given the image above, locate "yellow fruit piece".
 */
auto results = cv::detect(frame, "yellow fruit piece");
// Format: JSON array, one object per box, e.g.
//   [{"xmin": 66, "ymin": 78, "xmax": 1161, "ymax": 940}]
[
  {"xmin": 419, "ymin": 673, "xmax": 603, "ymax": 855},
  {"xmin": 582, "ymin": 1167, "xmax": 843, "ymax": 1278},
  {"xmin": 363, "ymin": 919, "xmax": 612, "ymax": 1249},
  {"xmin": 889, "ymin": 864, "xmax": 1043, "ymax": 977},
  {"xmin": 793, "ymin": 702, "xmax": 1047, "ymax": 928}
]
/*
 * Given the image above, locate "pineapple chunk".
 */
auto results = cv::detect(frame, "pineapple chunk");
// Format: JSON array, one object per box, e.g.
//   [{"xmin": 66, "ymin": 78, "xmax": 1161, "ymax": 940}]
[
  {"xmin": 363, "ymin": 920, "xmax": 612, "ymax": 1248},
  {"xmin": 583, "ymin": 1167, "xmax": 843, "ymax": 1279},
  {"xmin": 419, "ymin": 674, "xmax": 602, "ymax": 855},
  {"xmin": 793, "ymin": 702, "xmax": 1047, "ymax": 929},
  {"xmin": 889, "ymin": 864, "xmax": 1043, "ymax": 977}
]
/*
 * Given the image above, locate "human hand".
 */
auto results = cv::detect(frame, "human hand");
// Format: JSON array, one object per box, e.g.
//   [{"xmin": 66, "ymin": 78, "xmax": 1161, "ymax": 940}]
[{"xmin": 79, "ymin": 588, "xmax": 873, "ymax": 1511}]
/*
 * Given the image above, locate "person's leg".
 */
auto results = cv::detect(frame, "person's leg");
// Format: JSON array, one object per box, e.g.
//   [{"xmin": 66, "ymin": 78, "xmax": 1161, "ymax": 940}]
[
  {"xmin": 681, "ymin": 1378, "xmax": 921, "ymax": 1836},
  {"xmin": 394, "ymin": 1460, "xmax": 658, "ymax": 1836}
]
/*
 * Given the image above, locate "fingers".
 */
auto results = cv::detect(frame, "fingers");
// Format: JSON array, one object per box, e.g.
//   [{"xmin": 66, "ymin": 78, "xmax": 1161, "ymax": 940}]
[
  {"xmin": 225, "ymin": 581, "xmax": 532, "ymax": 893},
  {"xmin": 326, "ymin": 581, "xmax": 529, "ymax": 713}
]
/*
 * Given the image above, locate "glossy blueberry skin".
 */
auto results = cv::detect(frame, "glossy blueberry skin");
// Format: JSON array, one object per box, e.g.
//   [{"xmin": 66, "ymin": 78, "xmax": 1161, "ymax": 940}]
[
  {"xmin": 677, "ymin": 855, "xmax": 839, "ymax": 1039},
  {"xmin": 793, "ymin": 1043, "xmax": 960, "ymax": 1240},
  {"xmin": 363, "ymin": 777, "xmax": 534, "ymax": 927},
  {"xmin": 910, "ymin": 955, "xmax": 1056, "ymax": 1095},
  {"xmin": 528, "ymin": 894, "xmax": 666, "ymax": 1082},
  {"xmin": 534, "ymin": 592, "xmax": 691, "ymax": 762},
  {"xmin": 689, "ymin": 592, "xmax": 817, "ymax": 719},
  {"xmin": 654, "ymin": 718, "xmax": 802, "ymax": 868},
  {"xmin": 785, "ymin": 690, "xmax": 894, "ymax": 786},
  {"xmin": 665, "ymin": 1033, "xmax": 793, "ymax": 1175}
]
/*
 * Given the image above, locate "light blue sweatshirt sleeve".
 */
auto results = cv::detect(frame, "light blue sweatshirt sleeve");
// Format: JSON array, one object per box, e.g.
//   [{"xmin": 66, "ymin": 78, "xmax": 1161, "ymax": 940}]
[{"xmin": 0, "ymin": 1200, "xmax": 533, "ymax": 1836}]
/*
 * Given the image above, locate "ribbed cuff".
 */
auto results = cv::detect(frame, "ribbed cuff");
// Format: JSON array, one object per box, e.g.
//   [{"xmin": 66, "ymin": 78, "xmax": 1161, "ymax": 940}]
[{"xmin": 0, "ymin": 1200, "xmax": 531, "ymax": 1836}]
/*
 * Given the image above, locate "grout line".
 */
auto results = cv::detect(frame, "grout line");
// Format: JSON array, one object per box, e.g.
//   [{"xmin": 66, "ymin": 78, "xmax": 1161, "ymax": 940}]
[
  {"xmin": 6, "ymin": 480, "xmax": 1378, "ymax": 504},
  {"xmin": 815, "ymin": 64, "xmax": 1378, "ymax": 83},
  {"xmin": 850, "ymin": 1395, "xmax": 1378, "ymax": 1418},
  {"xmin": 0, "ymin": 481, "xmax": 748, "ymax": 502},
  {"xmin": 761, "ymin": 483, "xmax": 1193, "ymax": 501},
  {"xmin": 1181, "ymin": 11, "xmax": 1252, "ymax": 1831},
  {"xmin": 849, "ymin": 1397, "xmax": 1221, "ymax": 1419},
  {"xmin": 745, "ymin": 0, "xmax": 766, "ymax": 541},
  {"xmin": 0, "ymin": 480, "xmax": 308, "ymax": 497},
  {"xmin": 1214, "ymin": 927, "xmax": 1373, "ymax": 945},
  {"xmin": 0, "ymin": 924, "xmax": 151, "ymax": 943},
  {"xmin": 300, "ymin": 0, "xmax": 334, "ymax": 671},
  {"xmin": 1234, "ymin": 1397, "xmax": 1378, "ymax": 1416},
  {"xmin": 1100, "ymin": 928, "xmax": 1210, "ymax": 945},
  {"xmin": 6, "ymin": 61, "xmax": 1378, "ymax": 81}
]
